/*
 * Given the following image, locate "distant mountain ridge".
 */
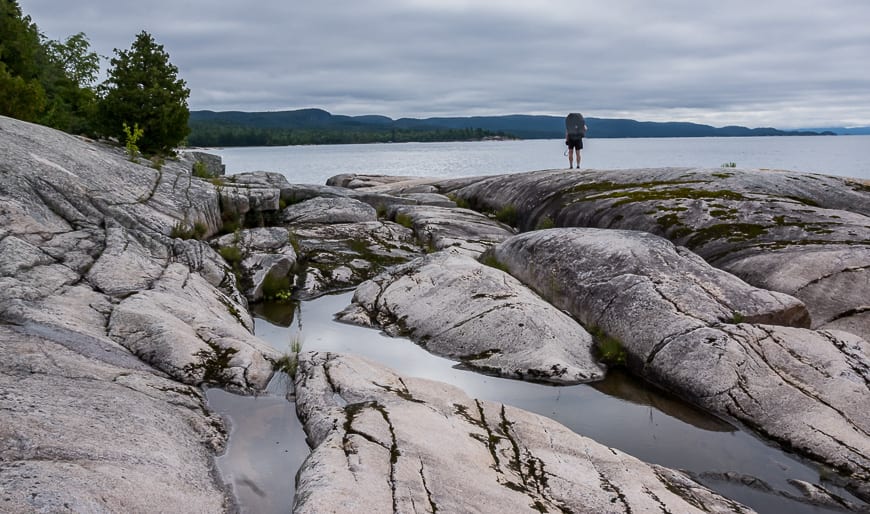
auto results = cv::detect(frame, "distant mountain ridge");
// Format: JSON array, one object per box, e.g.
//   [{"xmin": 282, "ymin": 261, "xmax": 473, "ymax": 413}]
[
  {"xmin": 798, "ymin": 126, "xmax": 870, "ymax": 135},
  {"xmin": 189, "ymin": 108, "xmax": 834, "ymax": 140}
]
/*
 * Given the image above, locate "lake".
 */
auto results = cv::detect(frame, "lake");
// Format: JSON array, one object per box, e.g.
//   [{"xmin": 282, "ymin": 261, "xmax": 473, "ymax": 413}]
[
  {"xmin": 207, "ymin": 135, "xmax": 870, "ymax": 185},
  {"xmin": 204, "ymin": 136, "xmax": 868, "ymax": 514}
]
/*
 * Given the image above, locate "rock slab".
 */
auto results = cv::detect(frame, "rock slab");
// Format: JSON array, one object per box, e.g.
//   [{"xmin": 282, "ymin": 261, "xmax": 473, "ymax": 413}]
[
  {"xmin": 294, "ymin": 351, "xmax": 754, "ymax": 514},
  {"xmin": 339, "ymin": 249, "xmax": 605, "ymax": 383}
]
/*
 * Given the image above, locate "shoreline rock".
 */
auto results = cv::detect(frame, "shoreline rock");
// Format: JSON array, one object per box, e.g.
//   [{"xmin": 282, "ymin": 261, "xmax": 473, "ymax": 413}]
[{"xmin": 294, "ymin": 351, "xmax": 755, "ymax": 513}]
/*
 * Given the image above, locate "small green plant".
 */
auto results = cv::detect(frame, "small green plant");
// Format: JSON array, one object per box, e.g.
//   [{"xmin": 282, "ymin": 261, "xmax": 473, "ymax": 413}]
[
  {"xmin": 535, "ymin": 216, "xmax": 556, "ymax": 230},
  {"xmin": 287, "ymin": 231, "xmax": 301, "ymax": 254},
  {"xmin": 182, "ymin": 343, "xmax": 239, "ymax": 385},
  {"xmin": 122, "ymin": 122, "xmax": 144, "ymax": 161},
  {"xmin": 262, "ymin": 273, "xmax": 293, "ymax": 301},
  {"xmin": 192, "ymin": 160, "xmax": 211, "ymax": 178},
  {"xmin": 450, "ymin": 195, "xmax": 471, "ymax": 209},
  {"xmin": 150, "ymin": 155, "xmax": 165, "ymax": 170},
  {"xmin": 274, "ymin": 335, "xmax": 303, "ymax": 378},
  {"xmin": 479, "ymin": 252, "xmax": 510, "ymax": 273},
  {"xmin": 494, "ymin": 204, "xmax": 519, "ymax": 226},
  {"xmin": 220, "ymin": 212, "xmax": 241, "ymax": 235},
  {"xmin": 590, "ymin": 326, "xmax": 627, "ymax": 366},
  {"xmin": 170, "ymin": 221, "xmax": 208, "ymax": 240},
  {"xmin": 219, "ymin": 245, "xmax": 243, "ymax": 268},
  {"xmin": 395, "ymin": 212, "xmax": 414, "ymax": 229},
  {"xmin": 375, "ymin": 203, "xmax": 388, "ymax": 218},
  {"xmin": 729, "ymin": 311, "xmax": 746, "ymax": 324},
  {"xmin": 721, "ymin": 162, "xmax": 737, "ymax": 168}
]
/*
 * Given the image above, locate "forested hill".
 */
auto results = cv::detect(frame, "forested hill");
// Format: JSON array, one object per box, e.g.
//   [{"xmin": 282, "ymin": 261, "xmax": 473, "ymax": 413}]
[{"xmin": 187, "ymin": 108, "xmax": 833, "ymax": 146}]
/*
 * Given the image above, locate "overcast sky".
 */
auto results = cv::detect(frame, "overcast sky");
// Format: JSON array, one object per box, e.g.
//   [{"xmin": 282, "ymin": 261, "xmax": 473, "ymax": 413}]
[{"xmin": 22, "ymin": 0, "xmax": 870, "ymax": 128}]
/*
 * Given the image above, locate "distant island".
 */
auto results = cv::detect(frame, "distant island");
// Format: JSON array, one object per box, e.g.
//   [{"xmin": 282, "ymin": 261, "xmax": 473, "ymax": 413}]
[{"xmin": 187, "ymin": 108, "xmax": 838, "ymax": 147}]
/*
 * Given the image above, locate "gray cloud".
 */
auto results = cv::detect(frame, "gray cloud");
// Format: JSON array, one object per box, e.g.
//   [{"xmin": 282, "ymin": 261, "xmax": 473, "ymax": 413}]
[{"xmin": 24, "ymin": 0, "xmax": 870, "ymax": 128}]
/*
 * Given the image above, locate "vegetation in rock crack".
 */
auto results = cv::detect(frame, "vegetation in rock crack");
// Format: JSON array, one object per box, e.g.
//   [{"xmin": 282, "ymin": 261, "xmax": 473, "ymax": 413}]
[
  {"xmin": 479, "ymin": 252, "xmax": 510, "ymax": 273},
  {"xmin": 535, "ymin": 215, "xmax": 556, "ymax": 230},
  {"xmin": 274, "ymin": 336, "xmax": 303, "ymax": 378},
  {"xmin": 122, "ymin": 121, "xmax": 144, "ymax": 160},
  {"xmin": 170, "ymin": 220, "xmax": 207, "ymax": 240},
  {"xmin": 589, "ymin": 326, "xmax": 627, "ymax": 366},
  {"xmin": 375, "ymin": 203, "xmax": 388, "ymax": 219},
  {"xmin": 218, "ymin": 245, "xmax": 243, "ymax": 271},
  {"xmin": 150, "ymin": 155, "xmax": 164, "ymax": 170},
  {"xmin": 183, "ymin": 343, "xmax": 239, "ymax": 385},
  {"xmin": 494, "ymin": 204, "xmax": 519, "ymax": 226},
  {"xmin": 447, "ymin": 193, "xmax": 471, "ymax": 209},
  {"xmin": 191, "ymin": 160, "xmax": 212, "ymax": 179},
  {"xmin": 395, "ymin": 212, "xmax": 414, "ymax": 229},
  {"xmin": 262, "ymin": 273, "xmax": 294, "ymax": 302}
]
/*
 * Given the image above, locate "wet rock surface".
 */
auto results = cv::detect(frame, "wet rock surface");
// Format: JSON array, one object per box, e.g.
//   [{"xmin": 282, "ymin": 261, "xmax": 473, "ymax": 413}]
[
  {"xmin": 294, "ymin": 351, "xmax": 755, "ymax": 513},
  {"xmin": 492, "ymin": 228, "xmax": 870, "ymax": 500},
  {"xmin": 338, "ymin": 249, "xmax": 605, "ymax": 383}
]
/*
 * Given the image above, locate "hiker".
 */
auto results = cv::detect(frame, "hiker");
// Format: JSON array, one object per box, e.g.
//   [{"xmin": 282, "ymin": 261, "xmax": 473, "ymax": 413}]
[{"xmin": 565, "ymin": 113, "xmax": 587, "ymax": 169}]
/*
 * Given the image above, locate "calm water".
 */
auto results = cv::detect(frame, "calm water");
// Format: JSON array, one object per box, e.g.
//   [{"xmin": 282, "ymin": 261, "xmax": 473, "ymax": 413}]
[
  {"xmin": 208, "ymin": 293, "xmax": 861, "ymax": 514},
  {"xmin": 208, "ymin": 136, "xmax": 870, "ymax": 185}
]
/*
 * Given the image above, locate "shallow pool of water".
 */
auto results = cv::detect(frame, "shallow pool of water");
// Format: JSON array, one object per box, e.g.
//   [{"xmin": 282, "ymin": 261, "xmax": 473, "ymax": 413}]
[{"xmin": 210, "ymin": 291, "xmax": 862, "ymax": 513}]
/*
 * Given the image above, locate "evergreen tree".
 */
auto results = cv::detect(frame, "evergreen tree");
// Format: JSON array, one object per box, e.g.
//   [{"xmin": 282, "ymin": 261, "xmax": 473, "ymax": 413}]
[{"xmin": 98, "ymin": 31, "xmax": 190, "ymax": 154}]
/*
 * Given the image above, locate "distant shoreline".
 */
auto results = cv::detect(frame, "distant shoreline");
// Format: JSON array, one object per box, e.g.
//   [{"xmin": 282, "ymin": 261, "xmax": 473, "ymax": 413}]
[{"xmin": 187, "ymin": 108, "xmax": 847, "ymax": 147}]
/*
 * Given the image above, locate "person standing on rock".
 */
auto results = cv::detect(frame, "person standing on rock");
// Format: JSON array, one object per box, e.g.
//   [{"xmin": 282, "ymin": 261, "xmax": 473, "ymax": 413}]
[{"xmin": 565, "ymin": 113, "xmax": 587, "ymax": 169}]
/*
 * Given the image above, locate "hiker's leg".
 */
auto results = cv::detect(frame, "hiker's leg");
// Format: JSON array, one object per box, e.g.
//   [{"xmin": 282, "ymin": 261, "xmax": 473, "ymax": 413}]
[{"xmin": 568, "ymin": 150, "xmax": 574, "ymax": 168}]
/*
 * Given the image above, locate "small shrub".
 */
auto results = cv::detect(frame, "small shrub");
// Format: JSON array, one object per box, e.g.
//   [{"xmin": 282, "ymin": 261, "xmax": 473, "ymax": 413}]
[
  {"xmin": 375, "ymin": 203, "xmax": 388, "ymax": 219},
  {"xmin": 170, "ymin": 221, "xmax": 208, "ymax": 240},
  {"xmin": 395, "ymin": 212, "xmax": 414, "ymax": 229},
  {"xmin": 479, "ymin": 252, "xmax": 509, "ymax": 273},
  {"xmin": 150, "ymin": 155, "xmax": 165, "ymax": 170},
  {"xmin": 192, "ymin": 160, "xmax": 211, "ymax": 178},
  {"xmin": 193, "ymin": 222, "xmax": 207, "ymax": 239},
  {"xmin": 122, "ymin": 122, "xmax": 144, "ymax": 161},
  {"xmin": 262, "ymin": 273, "xmax": 293, "ymax": 301},
  {"xmin": 721, "ymin": 162, "xmax": 737, "ymax": 168},
  {"xmin": 182, "ymin": 344, "xmax": 239, "ymax": 385},
  {"xmin": 219, "ymin": 245, "xmax": 243, "ymax": 267},
  {"xmin": 451, "ymin": 195, "xmax": 471, "ymax": 209},
  {"xmin": 590, "ymin": 326, "xmax": 627, "ymax": 366},
  {"xmin": 220, "ymin": 212, "xmax": 241, "ymax": 235},
  {"xmin": 348, "ymin": 238, "xmax": 369, "ymax": 254},
  {"xmin": 274, "ymin": 336, "xmax": 303, "ymax": 378},
  {"xmin": 494, "ymin": 204, "xmax": 519, "ymax": 226},
  {"xmin": 535, "ymin": 216, "xmax": 556, "ymax": 230},
  {"xmin": 170, "ymin": 221, "xmax": 188, "ymax": 239},
  {"xmin": 729, "ymin": 311, "xmax": 745, "ymax": 324}
]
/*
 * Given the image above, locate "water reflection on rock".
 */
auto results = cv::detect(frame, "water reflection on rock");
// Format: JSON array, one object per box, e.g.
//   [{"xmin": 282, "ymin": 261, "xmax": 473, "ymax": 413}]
[{"xmin": 591, "ymin": 368, "xmax": 734, "ymax": 433}]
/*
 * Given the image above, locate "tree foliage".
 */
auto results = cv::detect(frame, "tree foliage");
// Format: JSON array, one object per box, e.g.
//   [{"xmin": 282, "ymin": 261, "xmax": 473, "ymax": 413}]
[
  {"xmin": 187, "ymin": 123, "xmax": 512, "ymax": 147},
  {"xmin": 0, "ymin": 0, "xmax": 46, "ymax": 120},
  {"xmin": 0, "ymin": 0, "xmax": 98, "ymax": 132},
  {"xmin": 98, "ymin": 31, "xmax": 190, "ymax": 154}
]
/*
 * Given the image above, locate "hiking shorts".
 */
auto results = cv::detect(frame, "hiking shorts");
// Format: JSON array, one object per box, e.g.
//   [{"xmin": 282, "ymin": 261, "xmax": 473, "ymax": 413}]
[{"xmin": 567, "ymin": 136, "xmax": 583, "ymax": 150}]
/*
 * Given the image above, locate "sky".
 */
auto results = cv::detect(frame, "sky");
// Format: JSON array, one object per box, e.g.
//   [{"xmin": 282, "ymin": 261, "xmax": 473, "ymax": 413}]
[{"xmin": 22, "ymin": 0, "xmax": 870, "ymax": 129}]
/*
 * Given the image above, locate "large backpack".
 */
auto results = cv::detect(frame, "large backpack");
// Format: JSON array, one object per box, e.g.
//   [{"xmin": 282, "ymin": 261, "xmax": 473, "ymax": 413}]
[{"xmin": 565, "ymin": 113, "xmax": 586, "ymax": 137}]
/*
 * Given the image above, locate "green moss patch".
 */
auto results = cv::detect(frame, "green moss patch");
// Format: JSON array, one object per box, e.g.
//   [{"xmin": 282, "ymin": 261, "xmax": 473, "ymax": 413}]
[{"xmin": 687, "ymin": 223, "xmax": 768, "ymax": 247}]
